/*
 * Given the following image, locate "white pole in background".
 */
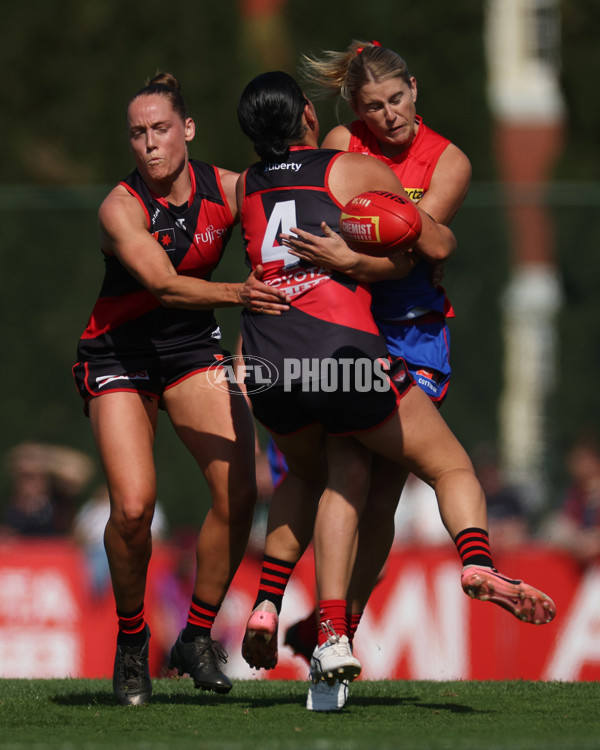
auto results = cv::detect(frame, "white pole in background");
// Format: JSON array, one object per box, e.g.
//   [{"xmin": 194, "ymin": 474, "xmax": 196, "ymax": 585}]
[{"xmin": 484, "ymin": 0, "xmax": 565, "ymax": 510}]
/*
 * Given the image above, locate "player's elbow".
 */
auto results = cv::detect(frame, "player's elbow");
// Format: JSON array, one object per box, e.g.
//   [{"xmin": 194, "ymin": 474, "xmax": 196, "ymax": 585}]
[
  {"xmin": 434, "ymin": 233, "xmax": 456, "ymax": 261},
  {"xmin": 156, "ymin": 295, "xmax": 177, "ymax": 308},
  {"xmin": 417, "ymin": 225, "xmax": 456, "ymax": 261},
  {"xmin": 149, "ymin": 280, "xmax": 179, "ymax": 307}
]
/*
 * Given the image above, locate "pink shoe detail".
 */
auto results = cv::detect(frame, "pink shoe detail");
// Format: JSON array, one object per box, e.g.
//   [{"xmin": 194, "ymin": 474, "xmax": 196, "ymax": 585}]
[
  {"xmin": 461, "ymin": 565, "xmax": 556, "ymax": 625},
  {"xmin": 241, "ymin": 602, "xmax": 279, "ymax": 669}
]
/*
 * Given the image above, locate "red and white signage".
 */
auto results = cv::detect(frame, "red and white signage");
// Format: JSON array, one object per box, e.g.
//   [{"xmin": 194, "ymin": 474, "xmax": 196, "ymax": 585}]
[{"xmin": 0, "ymin": 540, "xmax": 593, "ymax": 681}]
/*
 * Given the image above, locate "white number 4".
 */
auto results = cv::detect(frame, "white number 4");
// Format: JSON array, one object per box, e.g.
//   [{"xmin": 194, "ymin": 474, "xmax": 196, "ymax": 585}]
[{"xmin": 261, "ymin": 200, "xmax": 299, "ymax": 267}]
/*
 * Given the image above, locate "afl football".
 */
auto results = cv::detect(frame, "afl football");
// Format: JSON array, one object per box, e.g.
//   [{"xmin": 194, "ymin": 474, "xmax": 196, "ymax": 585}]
[{"xmin": 340, "ymin": 190, "xmax": 422, "ymax": 256}]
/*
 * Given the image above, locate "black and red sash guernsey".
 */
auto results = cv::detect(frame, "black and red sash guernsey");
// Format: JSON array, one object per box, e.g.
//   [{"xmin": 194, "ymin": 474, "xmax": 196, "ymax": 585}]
[
  {"xmin": 240, "ymin": 146, "xmax": 388, "ymax": 388},
  {"xmin": 78, "ymin": 160, "xmax": 234, "ymax": 361}
]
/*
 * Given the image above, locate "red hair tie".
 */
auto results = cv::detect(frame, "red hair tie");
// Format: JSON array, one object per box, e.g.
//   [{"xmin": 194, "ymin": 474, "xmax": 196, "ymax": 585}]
[{"xmin": 356, "ymin": 40, "xmax": 382, "ymax": 55}]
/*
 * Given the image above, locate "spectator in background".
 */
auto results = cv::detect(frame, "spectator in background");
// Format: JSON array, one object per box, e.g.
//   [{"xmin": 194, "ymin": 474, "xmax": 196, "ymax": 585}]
[
  {"xmin": 1, "ymin": 442, "xmax": 94, "ymax": 538},
  {"xmin": 543, "ymin": 429, "xmax": 600, "ymax": 566}
]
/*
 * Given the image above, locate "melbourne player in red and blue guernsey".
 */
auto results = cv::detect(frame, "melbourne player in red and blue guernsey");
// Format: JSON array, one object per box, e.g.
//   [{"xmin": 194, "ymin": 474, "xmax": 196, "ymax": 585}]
[{"xmin": 235, "ymin": 69, "xmax": 556, "ymax": 713}]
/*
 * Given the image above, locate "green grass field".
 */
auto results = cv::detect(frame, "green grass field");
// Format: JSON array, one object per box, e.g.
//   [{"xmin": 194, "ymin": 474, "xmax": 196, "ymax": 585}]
[{"xmin": 2, "ymin": 678, "xmax": 600, "ymax": 750}]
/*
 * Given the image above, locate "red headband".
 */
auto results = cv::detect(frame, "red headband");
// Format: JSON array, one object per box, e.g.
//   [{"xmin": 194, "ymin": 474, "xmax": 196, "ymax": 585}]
[{"xmin": 356, "ymin": 40, "xmax": 382, "ymax": 55}]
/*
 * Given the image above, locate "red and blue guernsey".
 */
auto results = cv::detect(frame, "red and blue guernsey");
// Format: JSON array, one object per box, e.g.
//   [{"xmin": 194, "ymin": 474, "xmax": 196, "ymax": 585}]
[
  {"xmin": 348, "ymin": 116, "xmax": 454, "ymax": 322},
  {"xmin": 77, "ymin": 160, "xmax": 234, "ymax": 361}
]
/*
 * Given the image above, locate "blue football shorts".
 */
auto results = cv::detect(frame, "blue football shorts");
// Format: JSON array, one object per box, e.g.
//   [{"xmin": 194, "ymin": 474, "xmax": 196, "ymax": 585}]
[{"xmin": 377, "ymin": 313, "xmax": 451, "ymax": 405}]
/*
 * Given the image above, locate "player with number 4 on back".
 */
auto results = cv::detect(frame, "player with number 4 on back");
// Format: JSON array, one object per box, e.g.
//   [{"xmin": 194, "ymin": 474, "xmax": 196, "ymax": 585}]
[
  {"xmin": 236, "ymin": 70, "xmax": 556, "ymax": 712},
  {"xmin": 265, "ymin": 39, "xmax": 475, "ymax": 710}
]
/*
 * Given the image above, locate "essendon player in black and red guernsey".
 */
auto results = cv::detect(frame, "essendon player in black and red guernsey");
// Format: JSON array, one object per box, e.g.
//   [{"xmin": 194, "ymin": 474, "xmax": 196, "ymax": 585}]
[
  {"xmin": 75, "ymin": 159, "xmax": 234, "ymax": 376},
  {"xmin": 235, "ymin": 71, "xmax": 556, "ymax": 712},
  {"xmin": 240, "ymin": 145, "xmax": 397, "ymax": 422},
  {"xmin": 72, "ymin": 72, "xmax": 288, "ymax": 707}
]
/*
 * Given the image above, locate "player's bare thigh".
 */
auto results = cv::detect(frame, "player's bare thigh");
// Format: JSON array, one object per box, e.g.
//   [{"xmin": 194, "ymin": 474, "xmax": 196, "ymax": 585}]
[
  {"xmin": 162, "ymin": 369, "xmax": 257, "ymax": 506},
  {"xmin": 355, "ymin": 385, "xmax": 474, "ymax": 487},
  {"xmin": 88, "ymin": 391, "xmax": 159, "ymax": 515}
]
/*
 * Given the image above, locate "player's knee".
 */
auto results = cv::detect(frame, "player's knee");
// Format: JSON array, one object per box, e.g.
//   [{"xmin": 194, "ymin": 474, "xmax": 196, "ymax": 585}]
[{"xmin": 109, "ymin": 493, "xmax": 155, "ymax": 542}]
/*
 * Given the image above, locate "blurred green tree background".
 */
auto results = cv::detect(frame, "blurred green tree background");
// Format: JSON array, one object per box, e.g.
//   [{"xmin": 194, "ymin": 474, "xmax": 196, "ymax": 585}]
[{"xmin": 0, "ymin": 0, "xmax": 598, "ymax": 530}]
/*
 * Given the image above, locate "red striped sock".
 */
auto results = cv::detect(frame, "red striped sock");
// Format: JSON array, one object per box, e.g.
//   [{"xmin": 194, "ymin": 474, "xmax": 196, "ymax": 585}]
[
  {"xmin": 117, "ymin": 604, "xmax": 146, "ymax": 645},
  {"xmin": 318, "ymin": 599, "xmax": 348, "ymax": 645},
  {"xmin": 454, "ymin": 527, "xmax": 494, "ymax": 568},
  {"xmin": 253, "ymin": 555, "xmax": 296, "ymax": 613},
  {"xmin": 182, "ymin": 597, "xmax": 219, "ymax": 641}
]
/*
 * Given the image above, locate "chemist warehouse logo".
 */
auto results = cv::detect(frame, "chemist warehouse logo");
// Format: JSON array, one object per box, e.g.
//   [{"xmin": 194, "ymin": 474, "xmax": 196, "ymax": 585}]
[{"xmin": 208, "ymin": 355, "xmax": 391, "ymax": 395}]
